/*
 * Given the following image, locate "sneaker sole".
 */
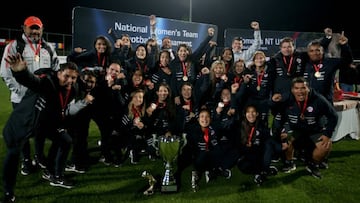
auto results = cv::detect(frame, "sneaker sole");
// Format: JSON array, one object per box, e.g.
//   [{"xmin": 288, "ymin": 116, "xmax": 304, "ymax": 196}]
[
  {"xmin": 21, "ymin": 170, "xmax": 30, "ymax": 176},
  {"xmin": 282, "ymin": 166, "xmax": 296, "ymax": 173},
  {"xmin": 42, "ymin": 175, "xmax": 52, "ymax": 182},
  {"xmin": 50, "ymin": 182, "xmax": 74, "ymax": 189},
  {"xmin": 65, "ymin": 168, "xmax": 86, "ymax": 174}
]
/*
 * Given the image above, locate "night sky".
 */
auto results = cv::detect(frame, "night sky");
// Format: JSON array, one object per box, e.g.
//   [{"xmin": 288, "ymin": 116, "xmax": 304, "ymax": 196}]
[{"xmin": 2, "ymin": 0, "xmax": 359, "ymax": 58}]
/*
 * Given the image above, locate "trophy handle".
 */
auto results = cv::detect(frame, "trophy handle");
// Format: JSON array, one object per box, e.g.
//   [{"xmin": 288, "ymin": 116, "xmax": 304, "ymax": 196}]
[
  {"xmin": 152, "ymin": 134, "xmax": 159, "ymax": 151},
  {"xmin": 180, "ymin": 133, "xmax": 188, "ymax": 152}
]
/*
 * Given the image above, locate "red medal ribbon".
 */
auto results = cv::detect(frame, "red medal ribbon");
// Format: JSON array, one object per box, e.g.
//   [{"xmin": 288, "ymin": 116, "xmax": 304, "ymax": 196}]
[
  {"xmin": 97, "ymin": 52, "xmax": 106, "ymax": 67},
  {"xmin": 312, "ymin": 61, "xmax": 322, "ymax": 73},
  {"xmin": 184, "ymin": 100, "xmax": 192, "ymax": 112},
  {"xmin": 59, "ymin": 89, "xmax": 71, "ymax": 118},
  {"xmin": 136, "ymin": 61, "xmax": 148, "ymax": 73},
  {"xmin": 181, "ymin": 62, "xmax": 188, "ymax": 77},
  {"xmin": 296, "ymin": 95, "xmax": 308, "ymax": 119},
  {"xmin": 257, "ymin": 71, "xmax": 264, "ymax": 88},
  {"xmin": 203, "ymin": 127, "xmax": 209, "ymax": 150},
  {"xmin": 247, "ymin": 126, "xmax": 255, "ymax": 145},
  {"xmin": 282, "ymin": 56, "xmax": 293, "ymax": 74},
  {"xmin": 26, "ymin": 36, "xmax": 41, "ymax": 58},
  {"xmin": 132, "ymin": 105, "xmax": 140, "ymax": 119}
]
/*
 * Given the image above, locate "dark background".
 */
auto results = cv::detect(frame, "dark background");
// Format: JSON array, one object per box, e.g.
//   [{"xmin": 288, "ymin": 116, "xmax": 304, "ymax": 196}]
[{"xmin": 2, "ymin": 0, "xmax": 359, "ymax": 59}]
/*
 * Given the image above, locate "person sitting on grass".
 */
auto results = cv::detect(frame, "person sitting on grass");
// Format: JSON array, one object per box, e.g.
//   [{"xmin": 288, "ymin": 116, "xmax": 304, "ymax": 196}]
[{"xmin": 234, "ymin": 105, "xmax": 279, "ymax": 186}]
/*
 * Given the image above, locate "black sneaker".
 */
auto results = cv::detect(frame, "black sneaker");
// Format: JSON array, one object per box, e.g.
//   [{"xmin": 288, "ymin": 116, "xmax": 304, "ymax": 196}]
[
  {"xmin": 318, "ymin": 160, "xmax": 329, "ymax": 169},
  {"xmin": 267, "ymin": 166, "xmax": 278, "ymax": 176},
  {"xmin": 98, "ymin": 156, "xmax": 111, "ymax": 166},
  {"xmin": 282, "ymin": 160, "xmax": 296, "ymax": 173},
  {"xmin": 253, "ymin": 174, "xmax": 264, "ymax": 186},
  {"xmin": 65, "ymin": 164, "xmax": 86, "ymax": 174},
  {"xmin": 219, "ymin": 168, "xmax": 232, "ymax": 179},
  {"xmin": 306, "ymin": 164, "xmax": 322, "ymax": 179},
  {"xmin": 21, "ymin": 159, "xmax": 34, "ymax": 176},
  {"xmin": 2, "ymin": 192, "xmax": 15, "ymax": 203},
  {"xmin": 33, "ymin": 155, "xmax": 46, "ymax": 169},
  {"xmin": 50, "ymin": 176, "xmax": 74, "ymax": 189},
  {"xmin": 41, "ymin": 170, "xmax": 53, "ymax": 182}
]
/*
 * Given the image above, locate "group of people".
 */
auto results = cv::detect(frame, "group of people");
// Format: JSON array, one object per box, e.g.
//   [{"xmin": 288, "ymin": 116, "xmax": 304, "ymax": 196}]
[{"xmin": 0, "ymin": 15, "xmax": 355, "ymax": 202}]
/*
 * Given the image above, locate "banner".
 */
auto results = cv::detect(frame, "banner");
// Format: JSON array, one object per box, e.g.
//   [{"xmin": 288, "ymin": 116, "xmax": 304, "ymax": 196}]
[
  {"xmin": 72, "ymin": 7, "xmax": 218, "ymax": 52},
  {"xmin": 224, "ymin": 29, "xmax": 323, "ymax": 57}
]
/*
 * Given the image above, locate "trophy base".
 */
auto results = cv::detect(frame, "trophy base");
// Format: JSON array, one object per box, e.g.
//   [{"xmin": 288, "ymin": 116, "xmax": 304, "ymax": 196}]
[{"xmin": 161, "ymin": 184, "xmax": 178, "ymax": 193}]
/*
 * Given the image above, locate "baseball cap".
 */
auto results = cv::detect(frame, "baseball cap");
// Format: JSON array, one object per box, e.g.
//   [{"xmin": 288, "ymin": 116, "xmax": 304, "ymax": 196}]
[{"xmin": 24, "ymin": 16, "xmax": 43, "ymax": 28}]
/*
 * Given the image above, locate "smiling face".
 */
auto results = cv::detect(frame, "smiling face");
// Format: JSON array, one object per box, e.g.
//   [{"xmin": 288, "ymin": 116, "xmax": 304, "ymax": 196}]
[
  {"xmin": 156, "ymin": 84, "xmax": 170, "ymax": 103},
  {"xmin": 291, "ymin": 81, "xmax": 309, "ymax": 102},
  {"xmin": 95, "ymin": 38, "xmax": 108, "ymax": 54},
  {"xmin": 221, "ymin": 88, "xmax": 231, "ymax": 103},
  {"xmin": 136, "ymin": 45, "xmax": 147, "ymax": 60},
  {"xmin": 198, "ymin": 110, "xmax": 211, "ymax": 128},
  {"xmin": 177, "ymin": 45, "xmax": 189, "ymax": 62},
  {"xmin": 132, "ymin": 91, "xmax": 144, "ymax": 107},
  {"xmin": 23, "ymin": 25, "xmax": 43, "ymax": 42},
  {"xmin": 132, "ymin": 70, "xmax": 143, "ymax": 86},
  {"xmin": 57, "ymin": 69, "xmax": 78, "ymax": 90},
  {"xmin": 245, "ymin": 106, "xmax": 258, "ymax": 124},
  {"xmin": 181, "ymin": 84, "xmax": 192, "ymax": 100}
]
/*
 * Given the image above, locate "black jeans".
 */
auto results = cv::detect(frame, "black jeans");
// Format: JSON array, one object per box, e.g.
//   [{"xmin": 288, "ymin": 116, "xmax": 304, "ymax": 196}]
[{"xmin": 46, "ymin": 129, "xmax": 72, "ymax": 177}]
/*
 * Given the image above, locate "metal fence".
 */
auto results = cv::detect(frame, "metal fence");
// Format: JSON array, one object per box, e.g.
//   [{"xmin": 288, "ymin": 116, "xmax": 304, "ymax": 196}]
[{"xmin": 0, "ymin": 27, "xmax": 72, "ymax": 57}]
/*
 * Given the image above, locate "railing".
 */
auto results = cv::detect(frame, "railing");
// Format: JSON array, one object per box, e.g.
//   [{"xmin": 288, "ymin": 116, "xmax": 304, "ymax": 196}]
[{"xmin": 0, "ymin": 27, "xmax": 72, "ymax": 57}]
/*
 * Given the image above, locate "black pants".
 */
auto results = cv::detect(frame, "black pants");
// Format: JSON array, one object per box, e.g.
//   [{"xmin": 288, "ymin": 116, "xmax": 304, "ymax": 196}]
[
  {"xmin": 2, "ymin": 140, "xmax": 26, "ymax": 196},
  {"xmin": 46, "ymin": 129, "xmax": 72, "ymax": 177}
]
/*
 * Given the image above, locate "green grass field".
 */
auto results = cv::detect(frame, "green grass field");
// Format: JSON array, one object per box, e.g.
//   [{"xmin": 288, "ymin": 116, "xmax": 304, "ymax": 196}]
[{"xmin": 1, "ymin": 80, "xmax": 360, "ymax": 203}]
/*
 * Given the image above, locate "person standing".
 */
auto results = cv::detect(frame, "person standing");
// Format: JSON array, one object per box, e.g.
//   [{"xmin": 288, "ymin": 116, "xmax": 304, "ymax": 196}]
[
  {"xmin": 232, "ymin": 21, "xmax": 262, "ymax": 66},
  {"xmin": 0, "ymin": 16, "xmax": 60, "ymax": 176},
  {"xmin": 1, "ymin": 58, "xmax": 84, "ymax": 202}
]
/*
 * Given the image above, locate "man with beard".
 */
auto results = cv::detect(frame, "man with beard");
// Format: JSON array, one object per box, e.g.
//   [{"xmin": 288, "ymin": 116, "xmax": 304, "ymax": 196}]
[
  {"xmin": 0, "ymin": 16, "xmax": 59, "ymax": 178},
  {"xmin": 271, "ymin": 77, "xmax": 338, "ymax": 179}
]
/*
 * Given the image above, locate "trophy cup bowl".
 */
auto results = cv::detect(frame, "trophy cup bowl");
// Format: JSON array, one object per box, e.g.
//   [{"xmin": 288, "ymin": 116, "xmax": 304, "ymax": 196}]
[{"xmin": 158, "ymin": 134, "xmax": 186, "ymax": 192}]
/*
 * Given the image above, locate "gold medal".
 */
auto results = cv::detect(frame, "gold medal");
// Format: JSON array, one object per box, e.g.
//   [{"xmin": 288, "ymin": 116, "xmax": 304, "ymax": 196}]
[
  {"xmin": 314, "ymin": 71, "xmax": 321, "ymax": 78},
  {"xmin": 34, "ymin": 55, "xmax": 40, "ymax": 62},
  {"xmin": 183, "ymin": 75, "xmax": 188, "ymax": 81},
  {"xmin": 300, "ymin": 114, "xmax": 305, "ymax": 120},
  {"xmin": 256, "ymin": 86, "xmax": 260, "ymax": 91}
]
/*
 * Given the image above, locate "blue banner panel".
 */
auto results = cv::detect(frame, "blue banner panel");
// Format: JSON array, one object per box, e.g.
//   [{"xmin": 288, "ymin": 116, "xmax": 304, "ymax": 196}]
[
  {"xmin": 72, "ymin": 7, "xmax": 218, "ymax": 51},
  {"xmin": 224, "ymin": 28, "xmax": 323, "ymax": 57}
]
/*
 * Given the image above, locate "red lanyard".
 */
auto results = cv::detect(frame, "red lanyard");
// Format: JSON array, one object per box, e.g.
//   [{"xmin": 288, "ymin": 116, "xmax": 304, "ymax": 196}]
[
  {"xmin": 296, "ymin": 96, "xmax": 308, "ymax": 119},
  {"xmin": 257, "ymin": 71, "xmax": 264, "ymax": 88},
  {"xmin": 203, "ymin": 127, "xmax": 209, "ymax": 150},
  {"xmin": 59, "ymin": 89, "xmax": 71, "ymax": 118},
  {"xmin": 247, "ymin": 126, "xmax": 255, "ymax": 145},
  {"xmin": 312, "ymin": 61, "xmax": 322, "ymax": 72},
  {"xmin": 97, "ymin": 53, "xmax": 106, "ymax": 67},
  {"xmin": 184, "ymin": 100, "xmax": 192, "ymax": 112},
  {"xmin": 181, "ymin": 62, "xmax": 187, "ymax": 77},
  {"xmin": 26, "ymin": 36, "xmax": 41, "ymax": 57},
  {"xmin": 282, "ymin": 56, "xmax": 293, "ymax": 73},
  {"xmin": 136, "ymin": 61, "xmax": 148, "ymax": 73},
  {"xmin": 225, "ymin": 63, "xmax": 230, "ymax": 74},
  {"xmin": 132, "ymin": 105, "xmax": 140, "ymax": 118},
  {"xmin": 234, "ymin": 75, "xmax": 241, "ymax": 84}
]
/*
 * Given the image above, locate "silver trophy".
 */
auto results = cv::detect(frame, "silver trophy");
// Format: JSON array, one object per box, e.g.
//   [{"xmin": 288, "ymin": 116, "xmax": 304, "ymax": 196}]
[{"xmin": 158, "ymin": 134, "xmax": 187, "ymax": 192}]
